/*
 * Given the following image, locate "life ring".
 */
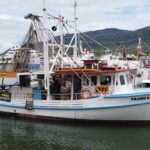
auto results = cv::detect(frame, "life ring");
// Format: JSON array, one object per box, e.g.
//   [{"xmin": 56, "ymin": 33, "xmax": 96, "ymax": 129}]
[{"xmin": 81, "ymin": 88, "xmax": 92, "ymax": 99}]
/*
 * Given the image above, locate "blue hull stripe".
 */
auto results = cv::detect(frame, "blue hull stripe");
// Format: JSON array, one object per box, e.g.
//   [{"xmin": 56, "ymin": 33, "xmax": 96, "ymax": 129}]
[
  {"xmin": 0, "ymin": 101, "xmax": 150, "ymax": 110},
  {"xmin": 104, "ymin": 92, "xmax": 150, "ymax": 99}
]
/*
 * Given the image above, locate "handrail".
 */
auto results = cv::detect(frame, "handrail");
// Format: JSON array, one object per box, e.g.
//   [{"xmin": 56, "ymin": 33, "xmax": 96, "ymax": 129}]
[{"xmin": 11, "ymin": 92, "xmax": 99, "ymax": 101}]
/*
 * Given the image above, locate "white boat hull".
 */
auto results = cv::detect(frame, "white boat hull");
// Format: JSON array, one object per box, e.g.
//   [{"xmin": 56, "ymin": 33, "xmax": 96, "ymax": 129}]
[{"xmin": 0, "ymin": 94, "xmax": 150, "ymax": 121}]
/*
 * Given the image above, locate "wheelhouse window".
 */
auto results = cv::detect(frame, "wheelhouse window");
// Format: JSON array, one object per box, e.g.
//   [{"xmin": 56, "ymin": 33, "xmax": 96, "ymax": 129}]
[
  {"xmin": 83, "ymin": 77, "xmax": 89, "ymax": 86},
  {"xmin": 126, "ymin": 74, "xmax": 129, "ymax": 84},
  {"xmin": 86, "ymin": 64, "xmax": 92, "ymax": 69},
  {"xmin": 120, "ymin": 75, "xmax": 125, "ymax": 85},
  {"xmin": 112, "ymin": 76, "xmax": 115, "ymax": 85},
  {"xmin": 130, "ymin": 74, "xmax": 133, "ymax": 82},
  {"xmin": 91, "ymin": 76, "xmax": 97, "ymax": 86},
  {"xmin": 94, "ymin": 64, "xmax": 98, "ymax": 69},
  {"xmin": 100, "ymin": 76, "xmax": 111, "ymax": 85}
]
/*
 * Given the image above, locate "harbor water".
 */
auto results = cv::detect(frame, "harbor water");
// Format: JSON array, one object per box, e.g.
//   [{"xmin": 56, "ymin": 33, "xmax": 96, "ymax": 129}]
[{"xmin": 0, "ymin": 117, "xmax": 149, "ymax": 150}]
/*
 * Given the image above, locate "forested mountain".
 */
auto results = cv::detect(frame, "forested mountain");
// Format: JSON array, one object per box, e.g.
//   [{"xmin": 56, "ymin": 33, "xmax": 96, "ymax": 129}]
[{"xmin": 64, "ymin": 26, "xmax": 150, "ymax": 54}]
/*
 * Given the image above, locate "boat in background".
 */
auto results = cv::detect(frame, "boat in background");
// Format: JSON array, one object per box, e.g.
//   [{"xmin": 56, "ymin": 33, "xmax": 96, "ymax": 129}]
[{"xmin": 0, "ymin": 47, "xmax": 42, "ymax": 72}]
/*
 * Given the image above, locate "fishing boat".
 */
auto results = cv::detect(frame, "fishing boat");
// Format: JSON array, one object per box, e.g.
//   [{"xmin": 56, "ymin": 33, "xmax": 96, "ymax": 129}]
[
  {"xmin": 1, "ymin": 58, "xmax": 150, "ymax": 121},
  {"xmin": 0, "ymin": 47, "xmax": 19, "ymax": 72},
  {"xmin": 0, "ymin": 46, "xmax": 42, "ymax": 73},
  {"xmin": 0, "ymin": 1, "xmax": 150, "ymax": 122}
]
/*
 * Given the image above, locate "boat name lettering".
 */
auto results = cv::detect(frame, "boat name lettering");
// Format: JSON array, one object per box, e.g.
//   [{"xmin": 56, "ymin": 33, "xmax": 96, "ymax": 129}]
[{"xmin": 131, "ymin": 96, "xmax": 150, "ymax": 101}]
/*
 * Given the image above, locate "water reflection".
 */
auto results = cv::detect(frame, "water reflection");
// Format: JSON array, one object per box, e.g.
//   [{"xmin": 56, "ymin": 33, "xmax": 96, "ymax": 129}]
[{"xmin": 0, "ymin": 118, "xmax": 149, "ymax": 150}]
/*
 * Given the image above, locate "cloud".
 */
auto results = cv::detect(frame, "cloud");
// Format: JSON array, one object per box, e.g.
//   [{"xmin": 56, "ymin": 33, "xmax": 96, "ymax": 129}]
[
  {"xmin": 0, "ymin": 14, "xmax": 26, "ymax": 23},
  {"xmin": 0, "ymin": 18, "xmax": 30, "ymax": 52},
  {"xmin": 0, "ymin": 0, "xmax": 149, "ymax": 52}
]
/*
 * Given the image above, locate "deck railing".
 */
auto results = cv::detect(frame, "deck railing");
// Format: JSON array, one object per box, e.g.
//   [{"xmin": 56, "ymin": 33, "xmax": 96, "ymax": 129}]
[{"xmin": 10, "ymin": 91, "xmax": 99, "ymax": 101}]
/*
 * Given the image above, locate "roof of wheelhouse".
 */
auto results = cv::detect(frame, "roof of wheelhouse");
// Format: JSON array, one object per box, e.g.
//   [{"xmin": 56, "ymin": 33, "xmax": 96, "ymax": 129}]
[
  {"xmin": 53, "ymin": 68, "xmax": 134, "ymax": 76},
  {"xmin": 82, "ymin": 59, "xmax": 99, "ymax": 65}
]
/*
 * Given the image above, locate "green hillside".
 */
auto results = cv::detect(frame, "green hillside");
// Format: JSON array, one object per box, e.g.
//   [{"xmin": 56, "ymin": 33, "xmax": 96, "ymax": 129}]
[{"xmin": 78, "ymin": 26, "xmax": 150, "ymax": 55}]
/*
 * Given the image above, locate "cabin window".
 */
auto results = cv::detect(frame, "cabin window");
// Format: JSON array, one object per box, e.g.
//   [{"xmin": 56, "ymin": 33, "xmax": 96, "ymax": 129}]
[
  {"xmin": 116, "ymin": 81, "xmax": 118, "ymax": 86},
  {"xmin": 100, "ymin": 76, "xmax": 111, "ymax": 85},
  {"xmin": 112, "ymin": 76, "xmax": 115, "ymax": 85},
  {"xmin": 19, "ymin": 75, "xmax": 30, "ymax": 87},
  {"xmin": 126, "ymin": 74, "xmax": 129, "ymax": 84},
  {"xmin": 86, "ymin": 64, "xmax": 92, "ymax": 69},
  {"xmin": 94, "ymin": 64, "xmax": 97, "ymax": 69},
  {"xmin": 120, "ymin": 75, "xmax": 125, "ymax": 85},
  {"xmin": 91, "ymin": 76, "xmax": 97, "ymax": 86},
  {"xmin": 83, "ymin": 77, "xmax": 89, "ymax": 86},
  {"xmin": 128, "ymin": 74, "xmax": 133, "ymax": 82},
  {"xmin": 7, "ymin": 58, "xmax": 12, "ymax": 61}
]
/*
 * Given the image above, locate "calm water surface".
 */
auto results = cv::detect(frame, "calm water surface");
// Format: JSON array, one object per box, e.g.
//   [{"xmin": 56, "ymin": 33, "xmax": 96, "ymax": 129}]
[{"xmin": 0, "ymin": 118, "xmax": 149, "ymax": 150}]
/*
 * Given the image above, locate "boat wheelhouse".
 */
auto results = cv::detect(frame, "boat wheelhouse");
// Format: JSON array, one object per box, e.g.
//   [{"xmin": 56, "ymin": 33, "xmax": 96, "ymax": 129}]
[{"xmin": 53, "ymin": 59, "xmax": 134, "ymax": 97}]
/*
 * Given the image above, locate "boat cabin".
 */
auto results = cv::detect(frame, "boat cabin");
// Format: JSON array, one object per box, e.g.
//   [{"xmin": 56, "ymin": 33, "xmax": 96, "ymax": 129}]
[
  {"xmin": 1, "ymin": 59, "xmax": 134, "ymax": 101},
  {"xmin": 53, "ymin": 60, "xmax": 134, "ymax": 99}
]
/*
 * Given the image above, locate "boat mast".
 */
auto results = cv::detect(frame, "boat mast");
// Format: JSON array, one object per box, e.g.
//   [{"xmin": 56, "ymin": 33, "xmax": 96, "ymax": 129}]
[
  {"xmin": 43, "ymin": 0, "xmax": 50, "ymax": 100},
  {"xmin": 73, "ymin": 0, "xmax": 78, "ymax": 58},
  {"xmin": 59, "ymin": 15, "xmax": 64, "ymax": 68}
]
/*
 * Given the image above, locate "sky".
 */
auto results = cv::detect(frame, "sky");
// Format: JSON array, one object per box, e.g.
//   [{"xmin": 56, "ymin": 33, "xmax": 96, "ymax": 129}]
[{"xmin": 0, "ymin": 0, "xmax": 150, "ymax": 52}]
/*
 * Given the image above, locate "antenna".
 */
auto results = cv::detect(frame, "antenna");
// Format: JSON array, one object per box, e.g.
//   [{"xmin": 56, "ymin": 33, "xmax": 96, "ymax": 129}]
[{"xmin": 43, "ymin": 0, "xmax": 46, "ymax": 11}]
